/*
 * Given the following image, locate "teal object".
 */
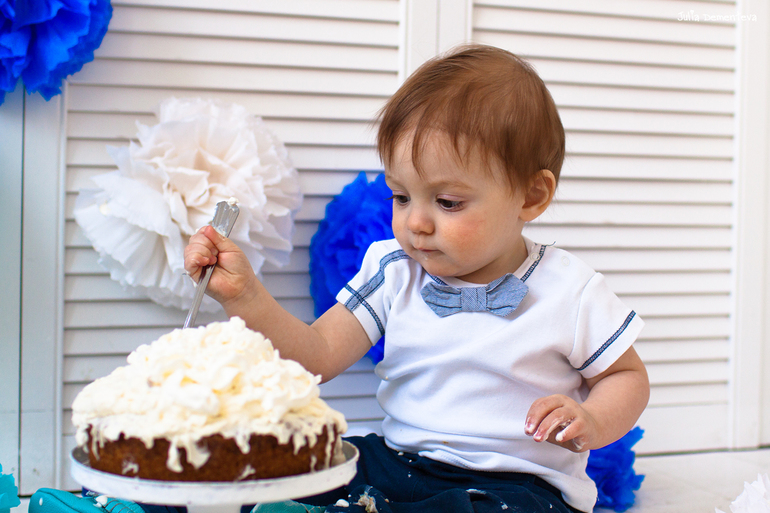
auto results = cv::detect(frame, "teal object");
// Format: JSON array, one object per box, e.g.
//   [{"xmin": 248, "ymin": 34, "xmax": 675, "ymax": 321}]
[
  {"xmin": 30, "ymin": 489, "xmax": 144, "ymax": 513},
  {"xmin": 0, "ymin": 464, "xmax": 20, "ymax": 513}
]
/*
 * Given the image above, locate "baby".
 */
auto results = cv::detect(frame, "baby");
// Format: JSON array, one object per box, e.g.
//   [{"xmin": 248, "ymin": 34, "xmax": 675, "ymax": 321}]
[{"xmin": 185, "ymin": 44, "xmax": 649, "ymax": 513}]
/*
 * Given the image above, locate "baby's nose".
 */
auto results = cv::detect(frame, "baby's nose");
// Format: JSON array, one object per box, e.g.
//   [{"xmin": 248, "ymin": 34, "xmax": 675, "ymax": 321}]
[{"xmin": 406, "ymin": 206, "xmax": 434, "ymax": 234}]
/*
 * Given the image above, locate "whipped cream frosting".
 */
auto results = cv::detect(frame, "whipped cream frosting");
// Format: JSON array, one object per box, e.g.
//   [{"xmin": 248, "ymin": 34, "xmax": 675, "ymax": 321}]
[{"xmin": 72, "ymin": 317, "xmax": 347, "ymax": 472}]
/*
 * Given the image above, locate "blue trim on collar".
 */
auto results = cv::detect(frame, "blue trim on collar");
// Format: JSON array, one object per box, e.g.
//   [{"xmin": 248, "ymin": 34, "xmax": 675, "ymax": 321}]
[{"xmin": 521, "ymin": 244, "xmax": 547, "ymax": 282}]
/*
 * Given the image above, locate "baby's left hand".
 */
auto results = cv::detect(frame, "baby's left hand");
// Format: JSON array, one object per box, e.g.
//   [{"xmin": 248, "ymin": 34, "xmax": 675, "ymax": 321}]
[{"xmin": 525, "ymin": 394, "xmax": 598, "ymax": 453}]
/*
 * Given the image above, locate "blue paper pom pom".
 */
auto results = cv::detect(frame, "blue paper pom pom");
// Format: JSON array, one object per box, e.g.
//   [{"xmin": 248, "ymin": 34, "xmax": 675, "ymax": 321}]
[
  {"xmin": 586, "ymin": 426, "xmax": 645, "ymax": 511},
  {"xmin": 0, "ymin": 0, "xmax": 112, "ymax": 104},
  {"xmin": 309, "ymin": 172, "xmax": 393, "ymax": 363},
  {"xmin": 0, "ymin": 463, "xmax": 21, "ymax": 513}
]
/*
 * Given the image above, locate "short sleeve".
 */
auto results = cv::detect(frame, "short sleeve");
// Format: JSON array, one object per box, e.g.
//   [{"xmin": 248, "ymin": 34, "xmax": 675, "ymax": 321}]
[
  {"xmin": 335, "ymin": 240, "xmax": 411, "ymax": 345},
  {"xmin": 568, "ymin": 273, "xmax": 645, "ymax": 379}
]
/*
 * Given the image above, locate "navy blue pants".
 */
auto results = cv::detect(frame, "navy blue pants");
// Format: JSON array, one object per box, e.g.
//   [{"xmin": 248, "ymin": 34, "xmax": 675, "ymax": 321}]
[{"xmin": 301, "ymin": 434, "xmax": 585, "ymax": 513}]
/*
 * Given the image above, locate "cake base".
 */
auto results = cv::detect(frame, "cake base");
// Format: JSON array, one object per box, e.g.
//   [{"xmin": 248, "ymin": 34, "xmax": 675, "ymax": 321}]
[
  {"xmin": 70, "ymin": 442, "xmax": 360, "ymax": 513},
  {"xmin": 86, "ymin": 427, "xmax": 338, "ymax": 482}
]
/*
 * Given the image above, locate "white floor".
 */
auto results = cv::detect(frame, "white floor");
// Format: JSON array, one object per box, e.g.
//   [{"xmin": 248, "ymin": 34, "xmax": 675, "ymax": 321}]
[
  {"xmin": 599, "ymin": 448, "xmax": 770, "ymax": 513},
  {"xmin": 14, "ymin": 448, "xmax": 770, "ymax": 513}
]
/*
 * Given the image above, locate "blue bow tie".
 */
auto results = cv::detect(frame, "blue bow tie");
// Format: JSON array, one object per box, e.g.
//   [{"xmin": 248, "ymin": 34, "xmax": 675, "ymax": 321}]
[{"xmin": 420, "ymin": 273, "xmax": 528, "ymax": 317}]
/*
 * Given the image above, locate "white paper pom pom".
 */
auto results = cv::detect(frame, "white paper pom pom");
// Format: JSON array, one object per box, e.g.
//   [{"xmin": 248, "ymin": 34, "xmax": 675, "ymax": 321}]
[
  {"xmin": 74, "ymin": 97, "xmax": 303, "ymax": 311},
  {"xmin": 716, "ymin": 474, "xmax": 770, "ymax": 513}
]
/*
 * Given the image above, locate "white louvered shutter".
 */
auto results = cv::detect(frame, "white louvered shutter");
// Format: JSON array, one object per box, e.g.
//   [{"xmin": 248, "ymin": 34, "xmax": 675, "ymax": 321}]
[
  {"xmin": 472, "ymin": 0, "xmax": 737, "ymax": 453},
  {"xmin": 50, "ymin": 0, "xmax": 753, "ymax": 491},
  {"xmin": 61, "ymin": 0, "xmax": 399, "ymax": 489}
]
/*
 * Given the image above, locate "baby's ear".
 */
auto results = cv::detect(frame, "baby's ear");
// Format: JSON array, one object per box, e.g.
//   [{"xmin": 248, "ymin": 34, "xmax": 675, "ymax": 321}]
[{"xmin": 520, "ymin": 169, "xmax": 556, "ymax": 222}]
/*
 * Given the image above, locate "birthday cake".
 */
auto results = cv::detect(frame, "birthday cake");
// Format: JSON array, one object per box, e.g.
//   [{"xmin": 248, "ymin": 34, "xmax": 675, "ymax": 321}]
[{"xmin": 71, "ymin": 317, "xmax": 347, "ymax": 481}]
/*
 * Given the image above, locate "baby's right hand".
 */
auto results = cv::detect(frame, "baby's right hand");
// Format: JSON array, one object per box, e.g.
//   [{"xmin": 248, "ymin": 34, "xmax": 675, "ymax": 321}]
[{"xmin": 183, "ymin": 225, "xmax": 256, "ymax": 307}]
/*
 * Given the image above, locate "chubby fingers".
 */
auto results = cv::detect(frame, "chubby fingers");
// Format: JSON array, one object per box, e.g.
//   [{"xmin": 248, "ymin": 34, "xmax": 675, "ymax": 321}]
[
  {"xmin": 525, "ymin": 395, "xmax": 589, "ymax": 452},
  {"xmin": 184, "ymin": 226, "xmax": 223, "ymax": 277}
]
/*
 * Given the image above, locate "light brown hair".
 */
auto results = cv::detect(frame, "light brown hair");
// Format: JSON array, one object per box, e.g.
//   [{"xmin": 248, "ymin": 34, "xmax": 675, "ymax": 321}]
[{"xmin": 377, "ymin": 44, "xmax": 565, "ymax": 190}]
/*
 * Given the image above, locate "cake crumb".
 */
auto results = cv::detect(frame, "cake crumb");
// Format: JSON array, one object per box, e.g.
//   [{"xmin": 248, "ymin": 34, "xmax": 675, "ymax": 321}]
[
  {"xmin": 334, "ymin": 499, "xmax": 350, "ymax": 507},
  {"xmin": 355, "ymin": 491, "xmax": 378, "ymax": 513}
]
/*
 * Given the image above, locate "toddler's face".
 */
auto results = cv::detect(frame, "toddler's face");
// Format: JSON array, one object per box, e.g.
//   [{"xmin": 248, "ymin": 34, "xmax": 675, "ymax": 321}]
[{"xmin": 385, "ymin": 132, "xmax": 530, "ymax": 284}]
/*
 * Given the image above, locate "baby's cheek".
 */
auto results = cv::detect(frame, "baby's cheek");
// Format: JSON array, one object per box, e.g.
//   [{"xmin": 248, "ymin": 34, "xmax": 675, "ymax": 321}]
[{"xmin": 448, "ymin": 218, "xmax": 487, "ymax": 245}]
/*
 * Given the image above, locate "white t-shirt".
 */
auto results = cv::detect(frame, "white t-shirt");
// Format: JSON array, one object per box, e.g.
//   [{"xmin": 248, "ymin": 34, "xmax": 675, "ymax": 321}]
[{"xmin": 336, "ymin": 238, "xmax": 644, "ymax": 513}]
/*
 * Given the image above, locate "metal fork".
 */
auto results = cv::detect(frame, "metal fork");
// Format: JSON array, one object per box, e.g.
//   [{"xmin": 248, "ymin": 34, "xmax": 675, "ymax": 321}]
[{"xmin": 183, "ymin": 199, "xmax": 240, "ymax": 329}]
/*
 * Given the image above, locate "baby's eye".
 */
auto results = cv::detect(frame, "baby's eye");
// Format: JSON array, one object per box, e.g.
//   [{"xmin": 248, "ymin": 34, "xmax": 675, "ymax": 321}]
[
  {"xmin": 388, "ymin": 194, "xmax": 409, "ymax": 205},
  {"xmin": 437, "ymin": 198, "xmax": 462, "ymax": 210}
]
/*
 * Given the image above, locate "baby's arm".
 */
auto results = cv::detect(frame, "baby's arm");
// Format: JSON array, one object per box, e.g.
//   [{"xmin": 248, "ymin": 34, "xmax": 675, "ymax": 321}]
[
  {"xmin": 184, "ymin": 226, "xmax": 372, "ymax": 382},
  {"xmin": 524, "ymin": 346, "xmax": 649, "ymax": 452}
]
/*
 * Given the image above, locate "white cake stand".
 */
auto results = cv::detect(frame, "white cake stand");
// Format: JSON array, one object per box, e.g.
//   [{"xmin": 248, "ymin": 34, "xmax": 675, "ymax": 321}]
[{"xmin": 70, "ymin": 443, "xmax": 359, "ymax": 513}]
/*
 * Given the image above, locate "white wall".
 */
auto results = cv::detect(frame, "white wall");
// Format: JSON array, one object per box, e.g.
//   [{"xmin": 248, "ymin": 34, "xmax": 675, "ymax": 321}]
[{"xmin": 1, "ymin": 0, "xmax": 768, "ymax": 495}]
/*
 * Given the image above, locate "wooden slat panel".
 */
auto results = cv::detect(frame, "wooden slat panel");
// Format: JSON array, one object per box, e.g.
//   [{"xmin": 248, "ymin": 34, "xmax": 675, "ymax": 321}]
[
  {"xmin": 68, "ymin": 86, "xmax": 388, "ymax": 120},
  {"xmin": 98, "ymin": 33, "xmax": 399, "ymax": 72},
  {"xmin": 549, "ymin": 83, "xmax": 735, "ymax": 115},
  {"xmin": 475, "ymin": 0, "xmax": 738, "ymax": 25},
  {"xmin": 556, "ymin": 179, "xmax": 732, "ymax": 205},
  {"xmin": 473, "ymin": 4, "xmax": 735, "ymax": 47},
  {"xmin": 528, "ymin": 56, "xmax": 733, "ymax": 93},
  {"xmin": 646, "ymin": 361, "xmax": 729, "ymax": 386},
  {"xmin": 568, "ymin": 249, "xmax": 731, "ymax": 273},
  {"xmin": 637, "ymin": 316, "xmax": 730, "ymax": 340},
  {"xmin": 542, "ymin": 202, "xmax": 732, "ymax": 227},
  {"xmin": 475, "ymin": 29, "xmax": 735, "ymax": 70},
  {"xmin": 114, "ymin": 0, "xmax": 400, "ymax": 23},
  {"xmin": 66, "ymin": 198, "xmax": 330, "ymax": 233},
  {"xmin": 558, "ymin": 108, "xmax": 733, "ymax": 137},
  {"xmin": 635, "ymin": 339, "xmax": 729, "ymax": 363},
  {"xmin": 320, "ymin": 372, "xmax": 381, "ymax": 398},
  {"xmin": 64, "ymin": 327, "xmax": 172, "ymax": 355},
  {"xmin": 70, "ymin": 59, "xmax": 398, "ymax": 96},
  {"xmin": 603, "ymin": 272, "xmax": 731, "ymax": 295},
  {"xmin": 67, "ymin": 141, "xmax": 383, "ymax": 170},
  {"xmin": 648, "ymin": 384, "xmax": 729, "ymax": 407},
  {"xmin": 65, "ymin": 245, "xmax": 314, "ymax": 275},
  {"xmin": 67, "ymin": 114, "xmax": 376, "ymax": 147},
  {"xmin": 522, "ymin": 225, "xmax": 732, "ymax": 249},
  {"xmin": 564, "ymin": 132, "xmax": 733, "ymax": 159},
  {"xmin": 563, "ymin": 155, "xmax": 732, "ymax": 181},
  {"xmin": 622, "ymin": 294, "xmax": 730, "ymax": 318},
  {"xmin": 67, "ymin": 168, "xmax": 374, "ymax": 197},
  {"xmin": 61, "ymin": 436, "xmax": 79, "ymax": 491},
  {"xmin": 64, "ymin": 273, "xmax": 310, "ymax": 302},
  {"xmin": 64, "ymin": 300, "xmax": 312, "ymax": 328},
  {"xmin": 63, "ymin": 355, "xmax": 127, "ymax": 383},
  {"xmin": 107, "ymin": 6, "xmax": 399, "ymax": 47}
]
